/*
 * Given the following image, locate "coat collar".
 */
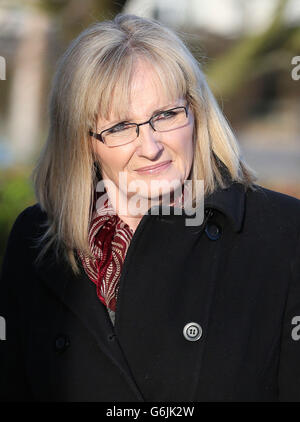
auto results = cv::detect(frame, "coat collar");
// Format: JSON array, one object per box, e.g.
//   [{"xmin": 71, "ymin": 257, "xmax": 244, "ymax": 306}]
[
  {"xmin": 33, "ymin": 180, "xmax": 247, "ymax": 297},
  {"xmin": 204, "ymin": 181, "xmax": 247, "ymax": 233},
  {"xmin": 157, "ymin": 180, "xmax": 247, "ymax": 232}
]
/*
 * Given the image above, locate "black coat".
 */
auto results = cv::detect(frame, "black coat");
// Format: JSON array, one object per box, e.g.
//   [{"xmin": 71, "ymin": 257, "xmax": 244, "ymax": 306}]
[{"xmin": 0, "ymin": 181, "xmax": 300, "ymax": 402}]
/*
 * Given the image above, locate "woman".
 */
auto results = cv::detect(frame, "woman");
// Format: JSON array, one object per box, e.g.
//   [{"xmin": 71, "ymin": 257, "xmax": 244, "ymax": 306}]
[{"xmin": 0, "ymin": 14, "xmax": 299, "ymax": 402}]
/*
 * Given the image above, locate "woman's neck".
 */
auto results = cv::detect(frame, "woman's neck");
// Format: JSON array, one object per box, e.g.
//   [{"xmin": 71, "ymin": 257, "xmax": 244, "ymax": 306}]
[
  {"xmin": 119, "ymin": 214, "xmax": 143, "ymax": 233},
  {"xmin": 103, "ymin": 183, "xmax": 153, "ymax": 233}
]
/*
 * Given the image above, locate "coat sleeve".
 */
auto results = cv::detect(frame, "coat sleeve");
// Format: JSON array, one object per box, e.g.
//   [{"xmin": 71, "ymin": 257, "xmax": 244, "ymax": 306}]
[
  {"xmin": 278, "ymin": 232, "xmax": 300, "ymax": 401},
  {"xmin": 0, "ymin": 208, "xmax": 34, "ymax": 401}
]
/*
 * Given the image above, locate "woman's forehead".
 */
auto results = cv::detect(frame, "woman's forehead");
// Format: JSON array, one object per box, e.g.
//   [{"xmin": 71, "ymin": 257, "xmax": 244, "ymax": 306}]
[{"xmin": 97, "ymin": 61, "xmax": 184, "ymax": 124}]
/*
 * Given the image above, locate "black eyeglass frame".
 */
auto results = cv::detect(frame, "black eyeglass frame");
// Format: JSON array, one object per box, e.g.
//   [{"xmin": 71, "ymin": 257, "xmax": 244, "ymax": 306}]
[{"xmin": 89, "ymin": 104, "xmax": 189, "ymax": 146}]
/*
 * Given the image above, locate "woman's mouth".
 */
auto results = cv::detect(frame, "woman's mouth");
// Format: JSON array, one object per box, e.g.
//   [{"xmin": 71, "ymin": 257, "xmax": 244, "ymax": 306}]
[{"xmin": 134, "ymin": 160, "xmax": 172, "ymax": 175}]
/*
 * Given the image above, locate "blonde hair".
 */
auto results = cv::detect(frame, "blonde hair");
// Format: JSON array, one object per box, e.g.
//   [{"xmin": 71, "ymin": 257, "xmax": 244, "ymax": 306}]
[{"xmin": 32, "ymin": 13, "xmax": 257, "ymax": 274}]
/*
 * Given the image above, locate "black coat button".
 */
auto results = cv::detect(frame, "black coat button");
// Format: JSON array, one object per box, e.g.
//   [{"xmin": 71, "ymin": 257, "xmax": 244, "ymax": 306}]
[
  {"xmin": 55, "ymin": 335, "xmax": 70, "ymax": 352},
  {"xmin": 205, "ymin": 223, "xmax": 221, "ymax": 240}
]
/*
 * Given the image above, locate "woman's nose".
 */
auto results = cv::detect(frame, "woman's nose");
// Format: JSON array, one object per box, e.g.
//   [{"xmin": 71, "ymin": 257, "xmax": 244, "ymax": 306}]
[{"xmin": 135, "ymin": 124, "xmax": 163, "ymax": 159}]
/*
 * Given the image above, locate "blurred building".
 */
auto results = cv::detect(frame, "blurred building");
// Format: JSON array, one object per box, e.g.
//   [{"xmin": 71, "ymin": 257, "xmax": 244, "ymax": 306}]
[{"xmin": 0, "ymin": 5, "xmax": 51, "ymax": 166}]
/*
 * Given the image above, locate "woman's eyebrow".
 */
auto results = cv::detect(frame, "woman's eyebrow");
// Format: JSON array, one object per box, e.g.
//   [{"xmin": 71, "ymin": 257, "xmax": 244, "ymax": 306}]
[
  {"xmin": 100, "ymin": 119, "xmax": 130, "ymax": 130},
  {"xmin": 151, "ymin": 102, "xmax": 178, "ymax": 115}
]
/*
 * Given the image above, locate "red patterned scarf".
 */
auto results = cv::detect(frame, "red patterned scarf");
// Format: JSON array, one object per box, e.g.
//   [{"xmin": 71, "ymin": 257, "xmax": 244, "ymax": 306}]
[{"xmin": 77, "ymin": 193, "xmax": 134, "ymax": 311}]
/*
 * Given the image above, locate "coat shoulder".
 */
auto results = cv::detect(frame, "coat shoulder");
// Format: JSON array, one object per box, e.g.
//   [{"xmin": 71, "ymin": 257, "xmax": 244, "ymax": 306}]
[
  {"xmin": 16, "ymin": 202, "xmax": 47, "ymax": 222},
  {"xmin": 246, "ymin": 184, "xmax": 300, "ymax": 233},
  {"xmin": 249, "ymin": 184, "xmax": 300, "ymax": 206},
  {"xmin": 13, "ymin": 202, "xmax": 47, "ymax": 226},
  {"xmin": 6, "ymin": 203, "xmax": 48, "ymax": 251}
]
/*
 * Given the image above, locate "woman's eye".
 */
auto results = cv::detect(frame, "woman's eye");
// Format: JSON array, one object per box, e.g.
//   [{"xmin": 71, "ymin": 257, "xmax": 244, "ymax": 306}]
[
  {"xmin": 108, "ymin": 123, "xmax": 128, "ymax": 134},
  {"xmin": 155, "ymin": 111, "xmax": 177, "ymax": 120}
]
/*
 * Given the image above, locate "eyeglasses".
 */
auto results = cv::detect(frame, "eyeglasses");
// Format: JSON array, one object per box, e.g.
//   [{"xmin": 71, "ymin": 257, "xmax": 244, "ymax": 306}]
[{"xmin": 89, "ymin": 104, "xmax": 189, "ymax": 147}]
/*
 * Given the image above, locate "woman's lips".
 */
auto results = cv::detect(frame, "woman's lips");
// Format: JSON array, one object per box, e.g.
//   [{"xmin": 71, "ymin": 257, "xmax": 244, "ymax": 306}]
[{"xmin": 134, "ymin": 160, "xmax": 172, "ymax": 175}]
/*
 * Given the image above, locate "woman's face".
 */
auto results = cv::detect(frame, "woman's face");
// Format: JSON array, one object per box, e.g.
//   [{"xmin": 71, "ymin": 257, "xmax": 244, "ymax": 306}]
[{"xmin": 92, "ymin": 59, "xmax": 195, "ymax": 207}]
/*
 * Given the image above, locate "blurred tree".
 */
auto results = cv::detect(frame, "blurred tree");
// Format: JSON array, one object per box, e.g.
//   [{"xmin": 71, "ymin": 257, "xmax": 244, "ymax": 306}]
[
  {"xmin": 0, "ymin": 167, "xmax": 35, "ymax": 266},
  {"xmin": 205, "ymin": 0, "xmax": 299, "ymax": 99}
]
